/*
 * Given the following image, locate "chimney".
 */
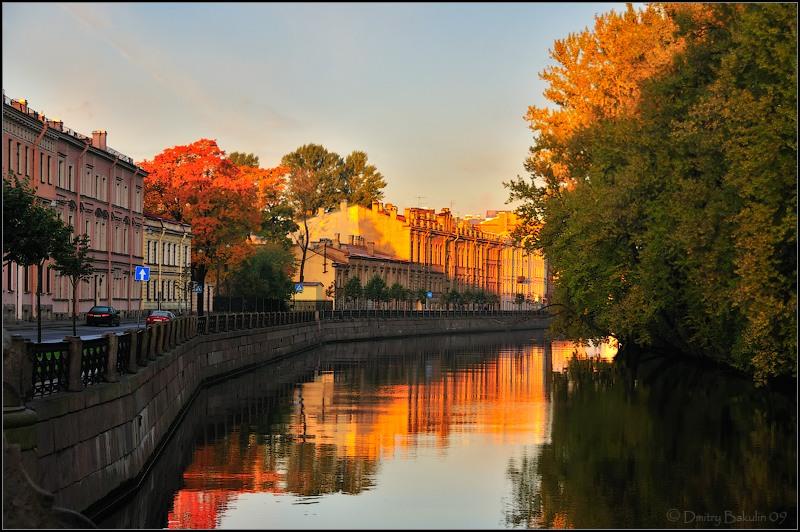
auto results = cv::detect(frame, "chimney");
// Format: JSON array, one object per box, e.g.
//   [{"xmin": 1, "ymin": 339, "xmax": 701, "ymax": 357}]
[
  {"xmin": 92, "ymin": 130, "xmax": 107, "ymax": 150},
  {"xmin": 349, "ymin": 235, "xmax": 355, "ymax": 245},
  {"xmin": 371, "ymin": 200, "xmax": 381, "ymax": 213},
  {"xmin": 367, "ymin": 241, "xmax": 375, "ymax": 256},
  {"xmin": 317, "ymin": 207, "xmax": 325, "ymax": 216},
  {"xmin": 11, "ymin": 98, "xmax": 27, "ymax": 112},
  {"xmin": 386, "ymin": 203, "xmax": 397, "ymax": 219},
  {"xmin": 334, "ymin": 233, "xmax": 341, "ymax": 247},
  {"xmin": 339, "ymin": 199, "xmax": 348, "ymax": 212},
  {"xmin": 48, "ymin": 118, "xmax": 64, "ymax": 131}
]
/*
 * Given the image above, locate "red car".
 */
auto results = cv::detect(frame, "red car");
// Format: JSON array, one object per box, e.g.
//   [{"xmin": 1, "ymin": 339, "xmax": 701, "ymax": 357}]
[{"xmin": 146, "ymin": 310, "xmax": 176, "ymax": 325}]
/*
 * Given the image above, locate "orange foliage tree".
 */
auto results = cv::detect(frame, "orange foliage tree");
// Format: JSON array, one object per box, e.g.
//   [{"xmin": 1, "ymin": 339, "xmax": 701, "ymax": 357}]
[{"xmin": 139, "ymin": 139, "xmax": 260, "ymax": 315}]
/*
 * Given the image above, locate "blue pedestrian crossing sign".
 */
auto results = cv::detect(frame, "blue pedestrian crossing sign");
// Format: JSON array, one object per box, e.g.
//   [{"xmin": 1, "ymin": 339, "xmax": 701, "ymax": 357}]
[
  {"xmin": 295, "ymin": 283, "xmax": 304, "ymax": 293},
  {"xmin": 134, "ymin": 266, "xmax": 150, "ymax": 282}
]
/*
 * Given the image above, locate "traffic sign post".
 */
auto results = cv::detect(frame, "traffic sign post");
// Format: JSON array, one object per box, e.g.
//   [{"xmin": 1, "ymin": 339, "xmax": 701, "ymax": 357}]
[{"xmin": 295, "ymin": 283, "xmax": 304, "ymax": 294}]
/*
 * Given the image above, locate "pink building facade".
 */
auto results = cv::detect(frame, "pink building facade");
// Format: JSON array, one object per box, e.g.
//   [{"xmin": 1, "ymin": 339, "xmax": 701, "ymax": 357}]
[{"xmin": 3, "ymin": 95, "xmax": 147, "ymax": 321}]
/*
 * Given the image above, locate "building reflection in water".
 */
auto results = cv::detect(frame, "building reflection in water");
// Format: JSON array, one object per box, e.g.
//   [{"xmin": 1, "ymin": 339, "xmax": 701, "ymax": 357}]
[{"xmin": 165, "ymin": 333, "xmax": 556, "ymax": 529}]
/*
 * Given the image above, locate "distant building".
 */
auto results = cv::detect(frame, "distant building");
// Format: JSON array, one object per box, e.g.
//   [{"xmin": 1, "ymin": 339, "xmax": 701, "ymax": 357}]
[
  {"xmin": 2, "ymin": 94, "xmax": 147, "ymax": 321},
  {"xmin": 141, "ymin": 214, "xmax": 196, "ymax": 314},
  {"xmin": 293, "ymin": 200, "xmax": 550, "ymax": 309}
]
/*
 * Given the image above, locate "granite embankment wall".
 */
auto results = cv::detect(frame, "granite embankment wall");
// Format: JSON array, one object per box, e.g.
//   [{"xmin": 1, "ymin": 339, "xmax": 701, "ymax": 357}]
[{"xmin": 21, "ymin": 314, "xmax": 548, "ymax": 514}]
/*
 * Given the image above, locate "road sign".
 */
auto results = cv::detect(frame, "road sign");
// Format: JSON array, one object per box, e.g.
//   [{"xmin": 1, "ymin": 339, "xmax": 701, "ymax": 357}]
[
  {"xmin": 193, "ymin": 285, "xmax": 203, "ymax": 293},
  {"xmin": 295, "ymin": 283, "xmax": 304, "ymax": 293},
  {"xmin": 134, "ymin": 266, "xmax": 150, "ymax": 282},
  {"xmin": 426, "ymin": 290, "xmax": 433, "ymax": 299}
]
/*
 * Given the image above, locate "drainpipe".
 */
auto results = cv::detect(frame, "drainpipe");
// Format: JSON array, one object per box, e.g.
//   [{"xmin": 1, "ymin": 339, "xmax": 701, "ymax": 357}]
[{"xmin": 107, "ymin": 159, "xmax": 117, "ymax": 307}]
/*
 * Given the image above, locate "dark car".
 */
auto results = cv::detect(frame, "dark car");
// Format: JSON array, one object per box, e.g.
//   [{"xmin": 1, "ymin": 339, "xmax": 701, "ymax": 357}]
[
  {"xmin": 146, "ymin": 310, "xmax": 176, "ymax": 325},
  {"xmin": 86, "ymin": 306, "xmax": 121, "ymax": 326}
]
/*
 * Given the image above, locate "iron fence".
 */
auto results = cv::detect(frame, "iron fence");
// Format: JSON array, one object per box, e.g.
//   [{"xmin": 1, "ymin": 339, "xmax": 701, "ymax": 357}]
[{"xmin": 29, "ymin": 342, "xmax": 70, "ymax": 398}]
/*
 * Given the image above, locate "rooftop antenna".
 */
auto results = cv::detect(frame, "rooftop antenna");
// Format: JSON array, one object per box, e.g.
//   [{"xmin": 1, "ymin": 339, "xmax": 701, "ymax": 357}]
[{"xmin": 415, "ymin": 195, "xmax": 425, "ymax": 207}]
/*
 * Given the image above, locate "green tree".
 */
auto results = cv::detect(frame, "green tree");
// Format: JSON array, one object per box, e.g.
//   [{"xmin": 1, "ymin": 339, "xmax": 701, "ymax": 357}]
[
  {"xmin": 227, "ymin": 243, "xmax": 296, "ymax": 304},
  {"xmin": 443, "ymin": 288, "xmax": 461, "ymax": 310},
  {"xmin": 282, "ymin": 144, "xmax": 345, "ymax": 283},
  {"xmin": 506, "ymin": 3, "xmax": 797, "ymax": 384},
  {"xmin": 227, "ymin": 152, "xmax": 260, "ymax": 168},
  {"xmin": 51, "ymin": 233, "xmax": 94, "ymax": 336},
  {"xmin": 462, "ymin": 288, "xmax": 476, "ymax": 310},
  {"xmin": 364, "ymin": 275, "xmax": 388, "ymax": 308},
  {"xmin": 388, "ymin": 282, "xmax": 407, "ymax": 310},
  {"xmin": 343, "ymin": 276, "xmax": 363, "ymax": 308},
  {"xmin": 3, "ymin": 172, "xmax": 72, "ymax": 342},
  {"xmin": 342, "ymin": 151, "xmax": 387, "ymax": 207}
]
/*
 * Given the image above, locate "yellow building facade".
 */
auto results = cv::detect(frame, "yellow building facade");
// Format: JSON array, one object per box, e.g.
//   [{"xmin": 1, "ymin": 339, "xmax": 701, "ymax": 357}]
[
  {"xmin": 296, "ymin": 200, "xmax": 550, "ymax": 309},
  {"xmin": 141, "ymin": 214, "xmax": 196, "ymax": 314}
]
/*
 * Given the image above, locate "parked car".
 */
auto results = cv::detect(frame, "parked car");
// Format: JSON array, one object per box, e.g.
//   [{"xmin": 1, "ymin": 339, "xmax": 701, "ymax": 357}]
[
  {"xmin": 86, "ymin": 306, "xmax": 121, "ymax": 326},
  {"xmin": 146, "ymin": 310, "xmax": 176, "ymax": 325}
]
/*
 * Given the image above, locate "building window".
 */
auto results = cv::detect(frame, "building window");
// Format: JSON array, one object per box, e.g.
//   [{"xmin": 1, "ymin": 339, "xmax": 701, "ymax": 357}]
[
  {"xmin": 47, "ymin": 155, "xmax": 52, "ymax": 184},
  {"xmin": 15, "ymin": 143, "xmax": 20, "ymax": 174},
  {"xmin": 185, "ymin": 245, "xmax": 189, "ymax": 266},
  {"xmin": 68, "ymin": 165, "xmax": 73, "ymax": 191},
  {"xmin": 6, "ymin": 139, "xmax": 11, "ymax": 173},
  {"xmin": 24, "ymin": 146, "xmax": 29, "ymax": 176},
  {"xmin": 40, "ymin": 152, "xmax": 44, "ymax": 183},
  {"xmin": 57, "ymin": 159, "xmax": 64, "ymax": 188},
  {"xmin": 24, "ymin": 266, "xmax": 30, "ymax": 293},
  {"xmin": 123, "ymin": 227, "xmax": 128, "ymax": 252},
  {"xmin": 6, "ymin": 262, "xmax": 13, "ymax": 292},
  {"xmin": 46, "ymin": 267, "xmax": 51, "ymax": 294}
]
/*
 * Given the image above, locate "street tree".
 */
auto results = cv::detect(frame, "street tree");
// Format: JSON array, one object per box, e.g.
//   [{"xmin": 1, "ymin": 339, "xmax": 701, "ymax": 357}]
[
  {"xmin": 388, "ymin": 282, "xmax": 407, "ymax": 310},
  {"xmin": 364, "ymin": 275, "xmax": 388, "ymax": 309},
  {"xmin": 52, "ymin": 233, "xmax": 94, "ymax": 336},
  {"xmin": 227, "ymin": 242, "xmax": 296, "ymax": 309},
  {"xmin": 343, "ymin": 276, "xmax": 363, "ymax": 308},
  {"xmin": 281, "ymin": 144, "xmax": 345, "ymax": 284},
  {"xmin": 342, "ymin": 151, "xmax": 387, "ymax": 207},
  {"xmin": 140, "ymin": 139, "xmax": 261, "ymax": 315},
  {"xmin": 2, "ymin": 172, "xmax": 73, "ymax": 342}
]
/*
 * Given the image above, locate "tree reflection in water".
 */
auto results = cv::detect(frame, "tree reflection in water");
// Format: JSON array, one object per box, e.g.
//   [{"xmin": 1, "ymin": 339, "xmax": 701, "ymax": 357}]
[{"xmin": 503, "ymin": 357, "xmax": 797, "ymax": 529}]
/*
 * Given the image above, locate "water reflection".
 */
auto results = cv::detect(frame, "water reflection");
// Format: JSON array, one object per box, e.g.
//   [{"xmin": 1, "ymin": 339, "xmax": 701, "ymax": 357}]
[
  {"xmin": 100, "ymin": 332, "xmax": 796, "ymax": 529},
  {"xmin": 503, "ymin": 357, "xmax": 797, "ymax": 529}
]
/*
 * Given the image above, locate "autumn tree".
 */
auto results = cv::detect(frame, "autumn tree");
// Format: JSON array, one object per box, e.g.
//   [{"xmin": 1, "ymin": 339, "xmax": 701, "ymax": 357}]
[
  {"xmin": 140, "ymin": 139, "xmax": 261, "ymax": 315},
  {"xmin": 228, "ymin": 153, "xmax": 297, "ymax": 248}
]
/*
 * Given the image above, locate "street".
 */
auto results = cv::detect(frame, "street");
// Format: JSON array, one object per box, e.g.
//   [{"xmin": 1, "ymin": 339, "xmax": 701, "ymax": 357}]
[{"xmin": 3, "ymin": 319, "xmax": 147, "ymax": 343}]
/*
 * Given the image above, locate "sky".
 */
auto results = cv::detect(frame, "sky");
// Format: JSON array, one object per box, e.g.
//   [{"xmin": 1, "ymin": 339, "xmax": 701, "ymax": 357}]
[{"xmin": 2, "ymin": 2, "xmax": 623, "ymax": 216}]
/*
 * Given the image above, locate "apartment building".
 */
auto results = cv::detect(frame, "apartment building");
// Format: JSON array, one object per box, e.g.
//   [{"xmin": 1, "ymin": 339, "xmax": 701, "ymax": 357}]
[
  {"xmin": 2, "ymin": 95, "xmax": 146, "ymax": 321},
  {"xmin": 141, "ymin": 214, "xmax": 196, "ymax": 314},
  {"xmin": 297, "ymin": 200, "xmax": 551, "ymax": 309}
]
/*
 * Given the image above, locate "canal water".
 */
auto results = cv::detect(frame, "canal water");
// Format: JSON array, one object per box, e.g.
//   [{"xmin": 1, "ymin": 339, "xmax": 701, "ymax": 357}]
[{"xmin": 100, "ymin": 331, "xmax": 796, "ymax": 529}]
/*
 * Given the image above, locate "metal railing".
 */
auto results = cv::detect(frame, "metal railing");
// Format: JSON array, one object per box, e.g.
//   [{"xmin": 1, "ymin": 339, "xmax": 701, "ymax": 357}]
[
  {"xmin": 81, "ymin": 338, "xmax": 108, "ymax": 386},
  {"xmin": 30, "ymin": 342, "xmax": 70, "ymax": 398},
  {"xmin": 17, "ymin": 309, "xmax": 548, "ymax": 399}
]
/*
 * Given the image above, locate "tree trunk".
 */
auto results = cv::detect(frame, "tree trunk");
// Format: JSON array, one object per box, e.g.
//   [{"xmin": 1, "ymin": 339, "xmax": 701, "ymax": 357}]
[
  {"xmin": 72, "ymin": 280, "xmax": 78, "ymax": 336},
  {"xmin": 299, "ymin": 216, "xmax": 309, "ymax": 283},
  {"xmin": 36, "ymin": 263, "xmax": 43, "ymax": 343}
]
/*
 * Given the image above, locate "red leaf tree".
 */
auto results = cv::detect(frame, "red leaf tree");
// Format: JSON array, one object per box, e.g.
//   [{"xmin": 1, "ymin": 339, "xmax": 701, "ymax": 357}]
[{"xmin": 139, "ymin": 139, "xmax": 260, "ymax": 315}]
